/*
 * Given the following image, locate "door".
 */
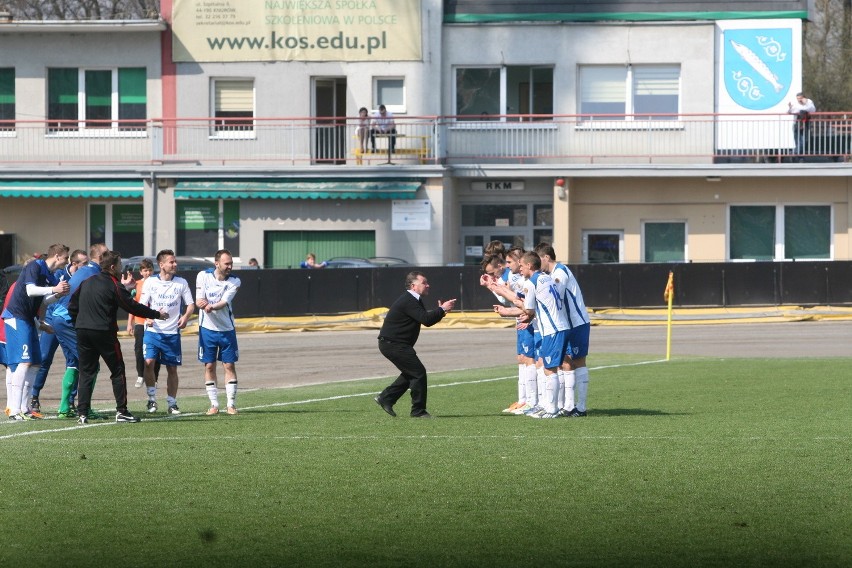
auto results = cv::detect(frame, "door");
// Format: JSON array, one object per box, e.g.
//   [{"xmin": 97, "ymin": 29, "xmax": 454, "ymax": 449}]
[{"xmin": 313, "ymin": 78, "xmax": 347, "ymax": 165}]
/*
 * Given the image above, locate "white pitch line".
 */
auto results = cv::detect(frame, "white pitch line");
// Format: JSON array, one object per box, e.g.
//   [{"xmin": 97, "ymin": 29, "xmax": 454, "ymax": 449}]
[{"xmin": 0, "ymin": 359, "xmax": 668, "ymax": 440}]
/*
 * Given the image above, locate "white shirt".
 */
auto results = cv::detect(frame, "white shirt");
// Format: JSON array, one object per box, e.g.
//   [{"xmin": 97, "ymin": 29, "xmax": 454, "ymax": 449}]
[
  {"xmin": 522, "ymin": 271, "xmax": 569, "ymax": 337},
  {"xmin": 139, "ymin": 275, "xmax": 194, "ymax": 335},
  {"xmin": 196, "ymin": 270, "xmax": 241, "ymax": 332},
  {"xmin": 371, "ymin": 110, "xmax": 395, "ymax": 132},
  {"xmin": 550, "ymin": 262, "xmax": 590, "ymax": 328}
]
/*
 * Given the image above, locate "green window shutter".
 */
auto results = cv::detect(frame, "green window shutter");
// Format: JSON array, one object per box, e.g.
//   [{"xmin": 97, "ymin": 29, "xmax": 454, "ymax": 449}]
[
  {"xmin": 730, "ymin": 206, "xmax": 774, "ymax": 260},
  {"xmin": 118, "ymin": 67, "xmax": 147, "ymax": 127},
  {"xmin": 0, "ymin": 68, "xmax": 13, "ymax": 122},
  {"xmin": 785, "ymin": 206, "xmax": 830, "ymax": 260}
]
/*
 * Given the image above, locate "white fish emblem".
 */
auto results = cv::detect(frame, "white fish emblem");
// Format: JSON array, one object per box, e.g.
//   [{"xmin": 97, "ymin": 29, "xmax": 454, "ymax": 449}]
[{"xmin": 730, "ymin": 40, "xmax": 783, "ymax": 93}]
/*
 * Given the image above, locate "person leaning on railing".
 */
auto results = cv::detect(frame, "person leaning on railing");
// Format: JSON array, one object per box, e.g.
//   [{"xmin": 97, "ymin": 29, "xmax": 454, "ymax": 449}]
[{"xmin": 787, "ymin": 92, "xmax": 816, "ymax": 158}]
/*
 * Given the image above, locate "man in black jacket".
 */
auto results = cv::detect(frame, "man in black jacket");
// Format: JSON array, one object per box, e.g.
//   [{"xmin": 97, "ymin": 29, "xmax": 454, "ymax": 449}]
[
  {"xmin": 375, "ymin": 271, "xmax": 456, "ymax": 418},
  {"xmin": 68, "ymin": 251, "xmax": 167, "ymax": 424}
]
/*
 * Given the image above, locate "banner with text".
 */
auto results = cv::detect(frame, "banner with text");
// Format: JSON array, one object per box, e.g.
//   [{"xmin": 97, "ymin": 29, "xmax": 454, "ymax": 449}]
[{"xmin": 172, "ymin": 0, "xmax": 422, "ymax": 62}]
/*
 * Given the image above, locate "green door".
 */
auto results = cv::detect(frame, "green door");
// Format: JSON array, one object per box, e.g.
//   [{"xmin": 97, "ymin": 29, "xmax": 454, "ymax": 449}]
[{"xmin": 264, "ymin": 230, "xmax": 376, "ymax": 268}]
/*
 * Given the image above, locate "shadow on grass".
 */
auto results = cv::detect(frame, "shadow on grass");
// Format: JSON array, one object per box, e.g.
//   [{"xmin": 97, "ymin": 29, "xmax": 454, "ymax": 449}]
[{"xmin": 433, "ymin": 408, "xmax": 682, "ymax": 419}]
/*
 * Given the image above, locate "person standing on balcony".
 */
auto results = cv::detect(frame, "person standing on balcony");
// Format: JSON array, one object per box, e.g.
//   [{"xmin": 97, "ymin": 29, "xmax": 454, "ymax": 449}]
[
  {"xmin": 370, "ymin": 104, "xmax": 397, "ymax": 154},
  {"xmin": 787, "ymin": 92, "xmax": 816, "ymax": 159},
  {"xmin": 356, "ymin": 107, "xmax": 370, "ymax": 154}
]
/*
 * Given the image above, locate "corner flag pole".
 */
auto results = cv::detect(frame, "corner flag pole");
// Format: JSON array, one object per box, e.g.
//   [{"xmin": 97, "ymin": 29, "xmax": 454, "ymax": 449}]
[{"xmin": 663, "ymin": 271, "xmax": 674, "ymax": 361}]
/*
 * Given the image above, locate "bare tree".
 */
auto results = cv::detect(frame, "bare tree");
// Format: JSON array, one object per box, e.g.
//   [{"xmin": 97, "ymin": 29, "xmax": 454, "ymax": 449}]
[
  {"xmin": 804, "ymin": 0, "xmax": 852, "ymax": 110},
  {"xmin": 3, "ymin": 0, "xmax": 159, "ymax": 19}
]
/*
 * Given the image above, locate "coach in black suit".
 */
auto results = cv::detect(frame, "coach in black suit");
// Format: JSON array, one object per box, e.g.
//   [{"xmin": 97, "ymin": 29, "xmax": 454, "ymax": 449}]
[{"xmin": 375, "ymin": 271, "xmax": 457, "ymax": 418}]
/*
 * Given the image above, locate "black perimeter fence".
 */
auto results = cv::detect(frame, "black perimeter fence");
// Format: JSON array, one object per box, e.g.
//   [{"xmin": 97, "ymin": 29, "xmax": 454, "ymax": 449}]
[{"xmin": 178, "ymin": 261, "xmax": 852, "ymax": 317}]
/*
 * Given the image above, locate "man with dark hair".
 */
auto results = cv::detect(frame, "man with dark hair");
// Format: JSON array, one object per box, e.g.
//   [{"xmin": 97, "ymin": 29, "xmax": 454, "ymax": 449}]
[
  {"xmin": 196, "ymin": 249, "xmax": 242, "ymax": 415},
  {"xmin": 374, "ymin": 271, "xmax": 456, "ymax": 418},
  {"xmin": 139, "ymin": 249, "xmax": 195, "ymax": 415},
  {"xmin": 2, "ymin": 244, "xmax": 70, "ymax": 420},
  {"xmin": 69, "ymin": 251, "xmax": 167, "ymax": 424},
  {"xmin": 787, "ymin": 92, "xmax": 816, "ymax": 158}
]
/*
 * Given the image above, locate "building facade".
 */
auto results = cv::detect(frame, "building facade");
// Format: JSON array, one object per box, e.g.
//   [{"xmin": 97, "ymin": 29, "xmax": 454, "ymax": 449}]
[{"xmin": 1, "ymin": 0, "xmax": 850, "ymax": 269}]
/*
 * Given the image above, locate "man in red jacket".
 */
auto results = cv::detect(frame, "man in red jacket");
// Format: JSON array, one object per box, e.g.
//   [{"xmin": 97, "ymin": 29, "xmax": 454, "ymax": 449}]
[{"xmin": 68, "ymin": 251, "xmax": 167, "ymax": 424}]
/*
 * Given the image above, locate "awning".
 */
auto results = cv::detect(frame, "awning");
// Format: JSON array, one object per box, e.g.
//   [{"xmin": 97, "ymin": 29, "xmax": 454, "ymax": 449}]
[
  {"xmin": 0, "ymin": 180, "xmax": 143, "ymax": 198},
  {"xmin": 173, "ymin": 180, "xmax": 422, "ymax": 200}
]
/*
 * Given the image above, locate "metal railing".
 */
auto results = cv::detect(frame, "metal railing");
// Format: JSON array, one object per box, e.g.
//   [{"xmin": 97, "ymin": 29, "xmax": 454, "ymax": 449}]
[{"xmin": 0, "ymin": 112, "xmax": 849, "ymax": 166}]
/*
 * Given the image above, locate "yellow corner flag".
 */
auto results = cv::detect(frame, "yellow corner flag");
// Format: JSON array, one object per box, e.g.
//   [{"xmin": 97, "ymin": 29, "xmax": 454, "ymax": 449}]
[{"xmin": 664, "ymin": 271, "xmax": 674, "ymax": 360}]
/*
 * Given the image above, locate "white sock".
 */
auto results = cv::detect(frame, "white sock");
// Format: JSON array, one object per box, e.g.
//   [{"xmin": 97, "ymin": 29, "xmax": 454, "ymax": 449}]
[
  {"xmin": 575, "ymin": 367, "xmax": 589, "ymax": 412},
  {"xmin": 5, "ymin": 366, "xmax": 12, "ymax": 412},
  {"xmin": 536, "ymin": 366, "xmax": 545, "ymax": 403},
  {"xmin": 557, "ymin": 370, "xmax": 566, "ymax": 410},
  {"xmin": 166, "ymin": 395, "xmax": 177, "ymax": 407},
  {"xmin": 147, "ymin": 385, "xmax": 157, "ymax": 401},
  {"xmin": 516, "ymin": 364, "xmax": 525, "ymax": 403},
  {"xmin": 8, "ymin": 364, "xmax": 27, "ymax": 415},
  {"xmin": 21, "ymin": 365, "xmax": 38, "ymax": 412},
  {"xmin": 544, "ymin": 372, "xmax": 559, "ymax": 414},
  {"xmin": 226, "ymin": 381, "xmax": 237, "ymax": 407},
  {"xmin": 525, "ymin": 366, "xmax": 539, "ymax": 406},
  {"xmin": 563, "ymin": 369, "xmax": 576, "ymax": 411},
  {"xmin": 205, "ymin": 382, "xmax": 218, "ymax": 408},
  {"xmin": 522, "ymin": 364, "xmax": 536, "ymax": 404}
]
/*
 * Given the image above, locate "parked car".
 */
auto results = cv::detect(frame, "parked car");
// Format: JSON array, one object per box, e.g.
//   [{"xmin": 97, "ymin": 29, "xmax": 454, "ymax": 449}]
[
  {"xmin": 121, "ymin": 255, "xmax": 214, "ymax": 274},
  {"xmin": 2, "ymin": 264, "xmax": 23, "ymax": 281},
  {"xmin": 368, "ymin": 256, "xmax": 410, "ymax": 267},
  {"xmin": 324, "ymin": 257, "xmax": 377, "ymax": 268}
]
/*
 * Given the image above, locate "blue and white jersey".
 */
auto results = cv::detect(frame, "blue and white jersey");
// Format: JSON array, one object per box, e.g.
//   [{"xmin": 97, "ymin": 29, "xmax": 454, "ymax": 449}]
[
  {"xmin": 551, "ymin": 262, "xmax": 590, "ymax": 328},
  {"xmin": 52, "ymin": 260, "xmax": 100, "ymax": 321},
  {"xmin": 196, "ymin": 269, "xmax": 241, "ymax": 332},
  {"xmin": 522, "ymin": 271, "xmax": 569, "ymax": 337},
  {"xmin": 44, "ymin": 266, "xmax": 72, "ymax": 319},
  {"xmin": 139, "ymin": 275, "xmax": 194, "ymax": 335},
  {"xmin": 1, "ymin": 259, "xmax": 59, "ymax": 320}
]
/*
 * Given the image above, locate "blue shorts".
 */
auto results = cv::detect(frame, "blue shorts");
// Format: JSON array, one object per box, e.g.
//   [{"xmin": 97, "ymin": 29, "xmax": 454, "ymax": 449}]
[
  {"xmin": 539, "ymin": 330, "xmax": 568, "ymax": 370},
  {"xmin": 4, "ymin": 318, "xmax": 42, "ymax": 366},
  {"xmin": 198, "ymin": 328, "xmax": 239, "ymax": 364},
  {"xmin": 0, "ymin": 341, "xmax": 6, "ymax": 367},
  {"xmin": 53, "ymin": 316, "xmax": 79, "ymax": 369},
  {"xmin": 143, "ymin": 331, "xmax": 182, "ymax": 366},
  {"xmin": 516, "ymin": 326, "xmax": 535, "ymax": 358},
  {"xmin": 565, "ymin": 323, "xmax": 591, "ymax": 360},
  {"xmin": 533, "ymin": 329, "xmax": 542, "ymax": 360}
]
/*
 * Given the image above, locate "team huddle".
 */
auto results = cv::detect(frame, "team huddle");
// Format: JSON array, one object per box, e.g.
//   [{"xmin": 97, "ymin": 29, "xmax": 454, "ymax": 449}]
[
  {"xmin": 1, "ymin": 245, "xmax": 241, "ymax": 424},
  {"xmin": 480, "ymin": 242, "xmax": 591, "ymax": 419}
]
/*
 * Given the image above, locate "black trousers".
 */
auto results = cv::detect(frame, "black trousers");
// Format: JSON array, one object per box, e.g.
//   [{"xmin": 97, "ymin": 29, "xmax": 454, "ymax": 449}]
[
  {"xmin": 378, "ymin": 339, "xmax": 428, "ymax": 416},
  {"xmin": 369, "ymin": 128, "xmax": 397, "ymax": 152},
  {"xmin": 77, "ymin": 328, "xmax": 129, "ymax": 416}
]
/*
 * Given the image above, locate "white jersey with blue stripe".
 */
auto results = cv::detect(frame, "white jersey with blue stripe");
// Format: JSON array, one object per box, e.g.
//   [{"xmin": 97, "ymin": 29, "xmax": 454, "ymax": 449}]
[
  {"xmin": 551, "ymin": 262, "xmax": 590, "ymax": 328},
  {"xmin": 139, "ymin": 275, "xmax": 194, "ymax": 335},
  {"xmin": 522, "ymin": 271, "xmax": 569, "ymax": 337},
  {"xmin": 196, "ymin": 269, "xmax": 241, "ymax": 332}
]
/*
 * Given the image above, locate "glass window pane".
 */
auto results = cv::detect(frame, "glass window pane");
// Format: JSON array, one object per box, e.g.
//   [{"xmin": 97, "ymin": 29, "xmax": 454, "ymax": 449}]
[
  {"xmin": 223, "ymin": 200, "xmax": 240, "ymax": 257},
  {"xmin": 48, "ymin": 68, "xmax": 79, "ymax": 127},
  {"xmin": 111, "ymin": 204, "xmax": 144, "ymax": 257},
  {"xmin": 456, "ymin": 68, "xmax": 500, "ymax": 119},
  {"xmin": 176, "ymin": 201, "xmax": 219, "ymax": 256},
  {"xmin": 533, "ymin": 204, "xmax": 553, "ymax": 227},
  {"xmin": 644, "ymin": 222, "xmax": 685, "ymax": 262},
  {"xmin": 89, "ymin": 204, "xmax": 106, "ymax": 248},
  {"xmin": 785, "ymin": 206, "xmax": 830, "ymax": 259},
  {"xmin": 462, "ymin": 204, "xmax": 527, "ymax": 227},
  {"xmin": 633, "ymin": 65, "xmax": 680, "ymax": 119},
  {"xmin": 214, "ymin": 79, "xmax": 254, "ymax": 132},
  {"xmin": 85, "ymin": 70, "xmax": 112, "ymax": 127},
  {"xmin": 531, "ymin": 67, "xmax": 553, "ymax": 116},
  {"xmin": 0, "ymin": 68, "xmax": 14, "ymax": 124},
  {"xmin": 118, "ymin": 67, "xmax": 147, "ymax": 129},
  {"xmin": 587, "ymin": 234, "xmax": 620, "ymax": 263},
  {"xmin": 376, "ymin": 79, "xmax": 404, "ymax": 107},
  {"xmin": 730, "ymin": 206, "xmax": 775, "ymax": 260},
  {"xmin": 579, "ymin": 66, "xmax": 626, "ymax": 119}
]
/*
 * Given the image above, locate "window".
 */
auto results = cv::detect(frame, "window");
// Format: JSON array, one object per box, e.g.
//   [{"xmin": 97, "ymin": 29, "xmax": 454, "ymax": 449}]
[
  {"xmin": 48, "ymin": 67, "xmax": 147, "ymax": 131},
  {"xmin": 213, "ymin": 79, "xmax": 254, "ymax": 136},
  {"xmin": 460, "ymin": 202, "xmax": 553, "ymax": 264},
  {"xmin": 455, "ymin": 66, "xmax": 553, "ymax": 121},
  {"xmin": 176, "ymin": 200, "xmax": 240, "ymax": 257},
  {"xmin": 579, "ymin": 65, "xmax": 679, "ymax": 120},
  {"xmin": 0, "ymin": 68, "xmax": 14, "ymax": 130},
  {"xmin": 583, "ymin": 230, "xmax": 624, "ymax": 263},
  {"xmin": 730, "ymin": 205, "xmax": 831, "ymax": 261},
  {"xmin": 374, "ymin": 78, "xmax": 405, "ymax": 114},
  {"xmin": 88, "ymin": 203, "xmax": 144, "ymax": 256},
  {"xmin": 644, "ymin": 222, "xmax": 686, "ymax": 262}
]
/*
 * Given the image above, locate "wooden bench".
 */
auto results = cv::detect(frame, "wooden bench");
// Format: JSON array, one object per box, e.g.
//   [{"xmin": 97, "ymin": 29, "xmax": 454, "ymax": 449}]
[{"xmin": 354, "ymin": 133, "xmax": 429, "ymax": 165}]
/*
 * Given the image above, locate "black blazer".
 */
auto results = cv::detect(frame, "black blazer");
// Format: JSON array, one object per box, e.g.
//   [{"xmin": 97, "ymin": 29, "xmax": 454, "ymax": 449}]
[
  {"xmin": 69, "ymin": 271, "xmax": 162, "ymax": 332},
  {"xmin": 378, "ymin": 291, "xmax": 445, "ymax": 346}
]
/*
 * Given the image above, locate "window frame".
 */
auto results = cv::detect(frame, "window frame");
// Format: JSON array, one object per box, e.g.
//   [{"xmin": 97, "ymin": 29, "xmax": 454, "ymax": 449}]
[
  {"xmin": 453, "ymin": 65, "xmax": 555, "ymax": 122},
  {"xmin": 0, "ymin": 67, "xmax": 15, "ymax": 134},
  {"xmin": 210, "ymin": 78, "xmax": 256, "ymax": 139},
  {"xmin": 373, "ymin": 77, "xmax": 406, "ymax": 114},
  {"xmin": 577, "ymin": 64, "xmax": 681, "ymax": 127},
  {"xmin": 728, "ymin": 204, "xmax": 833, "ymax": 261},
  {"xmin": 46, "ymin": 67, "xmax": 147, "ymax": 136},
  {"xmin": 582, "ymin": 230, "xmax": 625, "ymax": 264}
]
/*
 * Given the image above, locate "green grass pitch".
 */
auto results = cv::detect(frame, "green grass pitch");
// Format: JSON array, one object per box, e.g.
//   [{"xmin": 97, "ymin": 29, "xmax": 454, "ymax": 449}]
[{"xmin": 1, "ymin": 354, "xmax": 850, "ymax": 567}]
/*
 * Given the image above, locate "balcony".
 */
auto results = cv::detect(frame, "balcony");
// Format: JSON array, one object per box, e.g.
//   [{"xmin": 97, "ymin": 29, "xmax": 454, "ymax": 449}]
[{"xmin": 0, "ymin": 113, "xmax": 849, "ymax": 167}]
